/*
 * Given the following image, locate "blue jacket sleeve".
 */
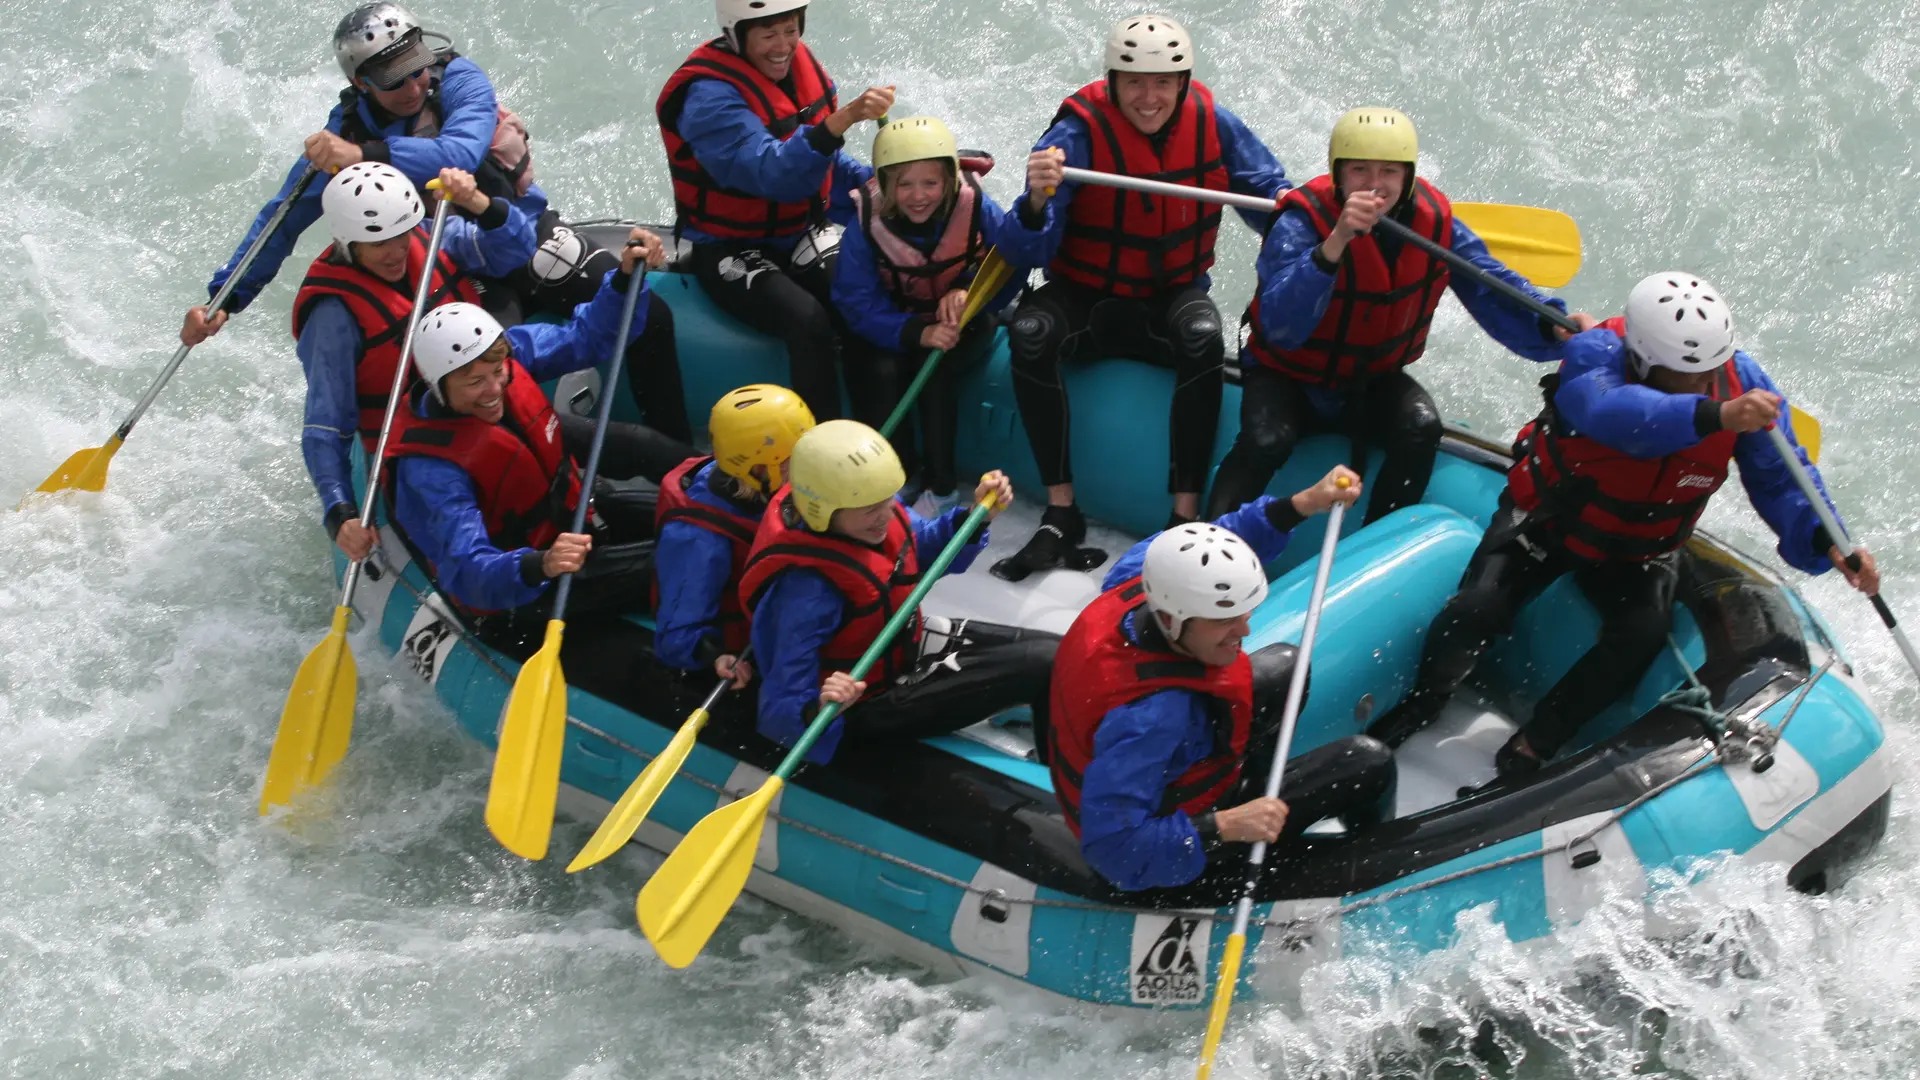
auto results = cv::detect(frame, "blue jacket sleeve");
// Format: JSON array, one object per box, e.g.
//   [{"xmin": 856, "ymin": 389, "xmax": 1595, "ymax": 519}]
[
  {"xmin": 505, "ymin": 270, "xmax": 650, "ymax": 382},
  {"xmin": 911, "ymin": 504, "xmax": 989, "ymax": 575},
  {"xmin": 378, "ymin": 57, "xmax": 496, "ymax": 181},
  {"xmin": 1250, "ymin": 208, "xmax": 1337, "ymax": 351},
  {"xmin": 826, "ymin": 150, "xmax": 872, "ymax": 228},
  {"xmin": 207, "ymin": 154, "xmax": 326, "ymax": 312},
  {"xmin": 678, "ymin": 79, "xmax": 841, "ymax": 203},
  {"xmin": 1446, "ymin": 219, "xmax": 1566, "ymax": 362},
  {"xmin": 974, "ymin": 192, "xmax": 1036, "ymax": 309},
  {"xmin": 654, "ymin": 522, "xmax": 738, "ymax": 670},
  {"xmin": 1215, "ymin": 105, "xmax": 1289, "ymax": 235},
  {"xmin": 391, "ymin": 455, "xmax": 550, "ymax": 612},
  {"xmin": 1077, "ymin": 690, "xmax": 1215, "ymax": 890},
  {"xmin": 830, "ymin": 215, "xmax": 917, "ymax": 351},
  {"xmin": 441, "ymin": 200, "xmax": 537, "ymax": 278},
  {"xmin": 1728, "ymin": 357, "xmax": 1846, "ymax": 575},
  {"xmin": 1553, "ymin": 328, "xmax": 1714, "ymax": 458},
  {"xmin": 749, "ymin": 568, "xmax": 851, "ymax": 763},
  {"xmin": 1004, "ymin": 117, "xmax": 1092, "ymax": 270},
  {"xmin": 1103, "ymin": 495, "xmax": 1293, "ymax": 588},
  {"xmin": 295, "ymin": 298, "xmax": 365, "ymax": 521}
]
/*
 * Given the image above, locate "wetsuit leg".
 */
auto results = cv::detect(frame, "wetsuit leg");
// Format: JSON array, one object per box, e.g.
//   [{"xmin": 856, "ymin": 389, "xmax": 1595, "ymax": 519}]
[
  {"xmin": 1360, "ymin": 370, "xmax": 1442, "ymax": 525},
  {"xmin": 626, "ymin": 292, "xmax": 693, "ymax": 444},
  {"xmin": 1518, "ymin": 552, "xmax": 1681, "ymax": 758},
  {"xmin": 838, "ymin": 627, "xmax": 1060, "ymax": 744},
  {"xmin": 560, "ymin": 540, "xmax": 658, "ymax": 617},
  {"xmin": 1149, "ymin": 286, "xmax": 1227, "ymax": 496},
  {"xmin": 1204, "ymin": 365, "xmax": 1315, "ymax": 519},
  {"xmin": 1270, "ymin": 735, "xmax": 1397, "ymax": 836},
  {"xmin": 1365, "ymin": 496, "xmax": 1572, "ymax": 746},
  {"xmin": 690, "ymin": 243, "xmax": 843, "ymax": 421},
  {"xmin": 558, "ymin": 413, "xmax": 695, "ymax": 485},
  {"xmin": 847, "ymin": 343, "xmax": 920, "ymax": 482},
  {"xmin": 1007, "ymin": 280, "xmax": 1101, "ymax": 487},
  {"xmin": 916, "ymin": 322, "xmax": 997, "ymax": 496}
]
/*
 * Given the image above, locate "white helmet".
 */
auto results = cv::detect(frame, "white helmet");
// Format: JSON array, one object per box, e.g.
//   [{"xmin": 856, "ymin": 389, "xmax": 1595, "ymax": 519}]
[
  {"xmin": 333, "ymin": 3, "xmax": 432, "ymax": 88},
  {"xmin": 413, "ymin": 302, "xmax": 506, "ymax": 397},
  {"xmin": 1105, "ymin": 14, "xmax": 1194, "ymax": 74},
  {"xmin": 529, "ymin": 226, "xmax": 590, "ymax": 284},
  {"xmin": 1141, "ymin": 523, "xmax": 1268, "ymax": 640},
  {"xmin": 718, "ymin": 0, "xmax": 809, "ymax": 51},
  {"xmin": 321, "ymin": 162, "xmax": 424, "ymax": 247},
  {"xmin": 1623, "ymin": 272, "xmax": 1736, "ymax": 375}
]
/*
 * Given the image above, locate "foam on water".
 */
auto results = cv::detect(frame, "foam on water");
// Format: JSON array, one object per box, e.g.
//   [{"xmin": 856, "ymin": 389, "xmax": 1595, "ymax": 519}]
[{"xmin": 4, "ymin": 0, "xmax": 1919, "ymax": 1076}]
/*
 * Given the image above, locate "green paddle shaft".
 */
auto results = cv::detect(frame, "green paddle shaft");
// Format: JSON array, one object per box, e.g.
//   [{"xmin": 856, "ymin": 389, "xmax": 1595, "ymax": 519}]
[{"xmin": 770, "ymin": 497, "xmax": 995, "ymax": 775}]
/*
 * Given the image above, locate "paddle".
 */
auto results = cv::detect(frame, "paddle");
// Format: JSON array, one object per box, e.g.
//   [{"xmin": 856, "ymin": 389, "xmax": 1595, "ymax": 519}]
[
  {"xmin": 1193, "ymin": 484, "xmax": 1348, "ymax": 1080},
  {"xmin": 1053, "ymin": 165, "xmax": 1583, "ymax": 287},
  {"xmin": 485, "ymin": 245, "xmax": 652, "ymax": 861},
  {"xmin": 1763, "ymin": 425, "xmax": 1920, "ymax": 681},
  {"xmin": 635, "ymin": 487, "xmax": 1000, "ymax": 967},
  {"xmin": 21, "ymin": 164, "xmax": 323, "ymax": 506},
  {"xmin": 565, "ymin": 249, "xmax": 1020, "ymax": 874},
  {"xmin": 259, "ymin": 179, "xmax": 452, "ymax": 815}
]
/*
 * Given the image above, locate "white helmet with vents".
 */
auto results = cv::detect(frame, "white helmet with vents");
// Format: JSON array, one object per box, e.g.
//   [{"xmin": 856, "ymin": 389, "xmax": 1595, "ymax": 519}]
[
  {"xmin": 1623, "ymin": 271, "xmax": 1736, "ymax": 375},
  {"xmin": 1141, "ymin": 522, "xmax": 1268, "ymax": 639},
  {"xmin": 413, "ymin": 302, "xmax": 506, "ymax": 398},
  {"xmin": 1105, "ymin": 14, "xmax": 1194, "ymax": 74},
  {"xmin": 321, "ymin": 162, "xmax": 424, "ymax": 247},
  {"xmin": 718, "ymin": 0, "xmax": 809, "ymax": 51}
]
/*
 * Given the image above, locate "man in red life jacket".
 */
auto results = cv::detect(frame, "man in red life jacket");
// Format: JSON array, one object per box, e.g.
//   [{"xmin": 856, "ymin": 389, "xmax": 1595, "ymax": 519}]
[
  {"xmin": 1049, "ymin": 467, "xmax": 1395, "ymax": 892},
  {"xmin": 991, "ymin": 14, "xmax": 1293, "ymax": 582},
  {"xmin": 1369, "ymin": 274, "xmax": 1880, "ymax": 775},
  {"xmin": 1206, "ymin": 107, "xmax": 1595, "ymax": 523}
]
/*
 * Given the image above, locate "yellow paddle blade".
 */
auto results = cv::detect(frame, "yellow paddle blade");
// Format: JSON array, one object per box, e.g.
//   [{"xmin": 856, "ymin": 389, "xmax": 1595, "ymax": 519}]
[
  {"xmin": 1790, "ymin": 404, "xmax": 1822, "ymax": 465},
  {"xmin": 23, "ymin": 435, "xmax": 122, "ymax": 504},
  {"xmin": 486, "ymin": 619, "xmax": 570, "ymax": 860},
  {"xmin": 567, "ymin": 708, "xmax": 712, "ymax": 873},
  {"xmin": 636, "ymin": 777, "xmax": 782, "ymax": 968},
  {"xmin": 1193, "ymin": 931, "xmax": 1248, "ymax": 1080},
  {"xmin": 960, "ymin": 250, "xmax": 1017, "ymax": 327},
  {"xmin": 260, "ymin": 605, "xmax": 359, "ymax": 814},
  {"xmin": 1453, "ymin": 203, "xmax": 1583, "ymax": 288}
]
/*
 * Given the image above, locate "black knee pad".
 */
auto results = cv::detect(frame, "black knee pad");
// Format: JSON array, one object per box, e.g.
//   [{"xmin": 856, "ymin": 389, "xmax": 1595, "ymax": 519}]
[
  {"xmin": 1249, "ymin": 643, "xmax": 1308, "ymax": 736},
  {"xmin": 1397, "ymin": 394, "xmax": 1443, "ymax": 448},
  {"xmin": 1242, "ymin": 417, "xmax": 1301, "ymax": 465},
  {"xmin": 1173, "ymin": 310, "xmax": 1225, "ymax": 366},
  {"xmin": 1008, "ymin": 307, "xmax": 1059, "ymax": 367}
]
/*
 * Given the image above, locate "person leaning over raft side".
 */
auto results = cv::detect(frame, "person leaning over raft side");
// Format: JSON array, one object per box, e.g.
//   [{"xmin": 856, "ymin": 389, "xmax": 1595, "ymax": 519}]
[
  {"xmin": 737, "ymin": 421, "xmax": 1057, "ymax": 763},
  {"xmin": 832, "ymin": 115, "xmax": 1026, "ymax": 518},
  {"xmin": 656, "ymin": 0, "xmax": 890, "ymax": 422},
  {"xmin": 1048, "ymin": 466, "xmax": 1394, "ymax": 892},
  {"xmin": 990, "ymin": 13, "xmax": 1292, "ymax": 583},
  {"xmin": 290, "ymin": 163, "xmax": 534, "ymax": 565},
  {"xmin": 1368, "ymin": 273, "xmax": 1881, "ymax": 775},
  {"xmin": 383, "ymin": 234, "xmax": 694, "ymax": 646},
  {"xmin": 653, "ymin": 384, "xmax": 817, "ymax": 688},
  {"xmin": 183, "ymin": 2, "xmax": 537, "ymax": 345},
  {"xmin": 1205, "ymin": 107, "xmax": 1595, "ymax": 523}
]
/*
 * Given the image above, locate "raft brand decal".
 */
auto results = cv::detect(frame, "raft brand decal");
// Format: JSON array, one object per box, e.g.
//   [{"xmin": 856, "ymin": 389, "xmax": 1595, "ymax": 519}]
[
  {"xmin": 401, "ymin": 605, "xmax": 458, "ymax": 685},
  {"xmin": 1129, "ymin": 912, "xmax": 1210, "ymax": 1005}
]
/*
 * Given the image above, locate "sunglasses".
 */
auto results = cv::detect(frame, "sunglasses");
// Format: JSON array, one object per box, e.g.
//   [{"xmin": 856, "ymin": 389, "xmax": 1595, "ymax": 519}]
[{"xmin": 367, "ymin": 65, "xmax": 429, "ymax": 92}]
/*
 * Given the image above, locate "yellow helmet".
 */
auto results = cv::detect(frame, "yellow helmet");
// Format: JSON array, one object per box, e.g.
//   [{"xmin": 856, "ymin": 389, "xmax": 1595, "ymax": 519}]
[
  {"xmin": 787, "ymin": 419, "xmax": 905, "ymax": 532},
  {"xmin": 1328, "ymin": 107, "xmax": 1418, "ymax": 168},
  {"xmin": 709, "ymin": 384, "xmax": 817, "ymax": 493},
  {"xmin": 873, "ymin": 116, "xmax": 959, "ymax": 174}
]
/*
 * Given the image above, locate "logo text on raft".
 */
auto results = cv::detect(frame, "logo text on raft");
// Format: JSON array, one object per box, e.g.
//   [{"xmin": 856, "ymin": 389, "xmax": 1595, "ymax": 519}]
[{"xmin": 1130, "ymin": 914, "xmax": 1208, "ymax": 1005}]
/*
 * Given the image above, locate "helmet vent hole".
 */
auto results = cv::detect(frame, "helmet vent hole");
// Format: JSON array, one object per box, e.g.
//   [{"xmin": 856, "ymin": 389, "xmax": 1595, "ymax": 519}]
[
  {"xmin": 1696, "ymin": 308, "xmax": 1708, "ymax": 319},
  {"xmin": 1171, "ymin": 53, "xmax": 1185, "ymax": 62},
  {"xmin": 1199, "ymin": 553, "xmax": 1210, "ymax": 566},
  {"xmin": 1214, "ymin": 583, "xmax": 1230, "ymax": 591},
  {"xmin": 1673, "ymin": 309, "xmax": 1685, "ymax": 322},
  {"xmin": 1683, "ymin": 339, "xmax": 1699, "ymax": 348}
]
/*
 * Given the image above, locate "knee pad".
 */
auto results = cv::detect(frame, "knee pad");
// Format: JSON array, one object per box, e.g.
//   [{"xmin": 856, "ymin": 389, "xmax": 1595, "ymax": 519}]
[
  {"xmin": 1249, "ymin": 643, "xmax": 1307, "ymax": 736},
  {"xmin": 1174, "ymin": 309, "xmax": 1225, "ymax": 363},
  {"xmin": 1399, "ymin": 395, "xmax": 1443, "ymax": 446},
  {"xmin": 1242, "ymin": 418, "xmax": 1301, "ymax": 465},
  {"xmin": 1008, "ymin": 308, "xmax": 1058, "ymax": 365}
]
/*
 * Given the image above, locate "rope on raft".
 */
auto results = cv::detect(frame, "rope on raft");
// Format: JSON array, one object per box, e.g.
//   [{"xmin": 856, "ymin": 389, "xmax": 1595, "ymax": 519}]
[{"xmin": 379, "ymin": 557, "xmax": 1838, "ymax": 934}]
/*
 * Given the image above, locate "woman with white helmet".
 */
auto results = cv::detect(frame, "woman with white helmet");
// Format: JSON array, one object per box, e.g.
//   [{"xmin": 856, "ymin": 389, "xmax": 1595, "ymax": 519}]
[
  {"xmin": 1047, "ymin": 464, "xmax": 1392, "ymax": 893},
  {"xmin": 991, "ymin": 13, "xmax": 1293, "ymax": 583},
  {"xmin": 655, "ymin": 0, "xmax": 894, "ymax": 423},
  {"xmin": 382, "ymin": 232, "xmax": 695, "ymax": 643},
  {"xmin": 1370, "ymin": 273, "xmax": 1879, "ymax": 776},
  {"xmin": 831, "ymin": 115, "xmax": 1027, "ymax": 518},
  {"xmin": 290, "ymin": 163, "xmax": 536, "ymax": 565}
]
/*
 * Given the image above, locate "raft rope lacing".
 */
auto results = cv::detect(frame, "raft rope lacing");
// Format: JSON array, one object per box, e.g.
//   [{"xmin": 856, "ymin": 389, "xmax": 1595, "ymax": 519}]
[{"xmin": 379, "ymin": 559, "xmax": 1836, "ymax": 933}]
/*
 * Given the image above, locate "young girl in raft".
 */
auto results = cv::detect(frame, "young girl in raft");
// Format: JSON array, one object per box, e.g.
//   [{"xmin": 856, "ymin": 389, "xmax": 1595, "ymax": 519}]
[{"xmin": 832, "ymin": 116, "xmax": 1032, "ymax": 518}]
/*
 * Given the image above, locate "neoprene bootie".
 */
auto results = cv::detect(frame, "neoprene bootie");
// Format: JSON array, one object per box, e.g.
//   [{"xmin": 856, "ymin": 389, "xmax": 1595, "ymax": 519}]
[{"xmin": 991, "ymin": 504, "xmax": 1107, "ymax": 582}]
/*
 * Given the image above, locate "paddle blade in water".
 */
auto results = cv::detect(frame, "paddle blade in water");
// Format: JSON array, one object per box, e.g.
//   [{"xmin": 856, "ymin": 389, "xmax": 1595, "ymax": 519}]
[
  {"xmin": 24, "ymin": 436, "xmax": 121, "ymax": 503},
  {"xmin": 1453, "ymin": 203, "xmax": 1583, "ymax": 288},
  {"xmin": 1192, "ymin": 931, "xmax": 1248, "ymax": 1080},
  {"xmin": 1790, "ymin": 404, "xmax": 1823, "ymax": 464},
  {"xmin": 260, "ymin": 605, "xmax": 358, "ymax": 814},
  {"xmin": 567, "ymin": 708, "xmax": 712, "ymax": 873},
  {"xmin": 636, "ymin": 778, "xmax": 781, "ymax": 968},
  {"xmin": 486, "ymin": 619, "xmax": 570, "ymax": 860}
]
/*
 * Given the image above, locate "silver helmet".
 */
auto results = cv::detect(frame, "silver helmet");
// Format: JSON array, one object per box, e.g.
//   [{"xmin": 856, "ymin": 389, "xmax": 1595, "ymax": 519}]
[{"xmin": 333, "ymin": 3, "xmax": 433, "ymax": 89}]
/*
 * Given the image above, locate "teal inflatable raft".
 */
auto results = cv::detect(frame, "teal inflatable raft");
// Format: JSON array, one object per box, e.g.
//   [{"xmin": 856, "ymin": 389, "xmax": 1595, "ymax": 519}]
[{"xmin": 335, "ymin": 223, "xmax": 1891, "ymax": 1008}]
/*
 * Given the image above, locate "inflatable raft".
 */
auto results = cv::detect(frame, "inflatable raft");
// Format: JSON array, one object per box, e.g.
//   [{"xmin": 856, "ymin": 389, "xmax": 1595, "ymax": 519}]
[{"xmin": 336, "ymin": 222, "xmax": 1892, "ymax": 1008}]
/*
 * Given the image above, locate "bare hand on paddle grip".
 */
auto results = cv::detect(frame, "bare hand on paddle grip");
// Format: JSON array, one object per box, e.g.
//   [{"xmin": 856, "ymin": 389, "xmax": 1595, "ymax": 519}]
[
  {"xmin": 335, "ymin": 520, "xmax": 377, "ymax": 562},
  {"xmin": 820, "ymin": 671, "xmax": 867, "ymax": 706},
  {"xmin": 1215, "ymin": 798, "xmax": 1289, "ymax": 843},
  {"xmin": 180, "ymin": 305, "xmax": 229, "ymax": 346},
  {"xmin": 716, "ymin": 654, "xmax": 754, "ymax": 690},
  {"xmin": 1720, "ymin": 390, "xmax": 1782, "ymax": 434},
  {"xmin": 542, "ymin": 532, "xmax": 593, "ymax": 578}
]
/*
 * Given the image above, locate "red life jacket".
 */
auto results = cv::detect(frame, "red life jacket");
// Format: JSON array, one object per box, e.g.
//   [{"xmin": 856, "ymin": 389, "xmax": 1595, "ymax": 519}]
[
  {"xmin": 847, "ymin": 168, "xmax": 987, "ymax": 313},
  {"xmin": 1508, "ymin": 316, "xmax": 1744, "ymax": 562},
  {"xmin": 1244, "ymin": 174, "xmax": 1455, "ymax": 389},
  {"xmin": 383, "ymin": 357, "xmax": 582, "ymax": 566},
  {"xmin": 656, "ymin": 39, "xmax": 838, "ymax": 240},
  {"xmin": 1048, "ymin": 79, "xmax": 1228, "ymax": 298},
  {"xmin": 653, "ymin": 455, "xmax": 759, "ymax": 654},
  {"xmin": 1048, "ymin": 576, "xmax": 1254, "ymax": 838},
  {"xmin": 736, "ymin": 488, "xmax": 923, "ymax": 696},
  {"xmin": 291, "ymin": 229, "xmax": 481, "ymax": 450}
]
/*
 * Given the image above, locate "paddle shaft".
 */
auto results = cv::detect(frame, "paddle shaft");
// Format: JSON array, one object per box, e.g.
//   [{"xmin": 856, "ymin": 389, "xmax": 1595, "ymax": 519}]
[
  {"xmin": 1058, "ymin": 165, "xmax": 1578, "ymax": 331},
  {"xmin": 1762, "ymin": 426, "xmax": 1920, "ymax": 679},
  {"xmin": 337, "ymin": 192, "xmax": 455, "ymax": 610},
  {"xmin": 118, "ymin": 165, "xmax": 323, "ymax": 442},
  {"xmin": 549, "ymin": 262, "xmax": 647, "ymax": 619}
]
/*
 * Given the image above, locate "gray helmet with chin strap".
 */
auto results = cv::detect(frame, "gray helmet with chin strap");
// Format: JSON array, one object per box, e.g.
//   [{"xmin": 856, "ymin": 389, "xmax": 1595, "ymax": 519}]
[{"xmin": 333, "ymin": 3, "xmax": 434, "ymax": 88}]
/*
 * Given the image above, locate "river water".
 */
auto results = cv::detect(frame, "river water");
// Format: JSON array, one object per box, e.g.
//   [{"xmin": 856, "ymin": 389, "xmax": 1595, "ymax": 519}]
[{"xmin": 3, "ymin": 0, "xmax": 1918, "ymax": 1076}]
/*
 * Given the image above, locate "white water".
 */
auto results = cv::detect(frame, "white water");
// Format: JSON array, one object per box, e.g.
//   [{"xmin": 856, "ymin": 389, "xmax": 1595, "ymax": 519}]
[{"xmin": 4, "ymin": 0, "xmax": 1919, "ymax": 1075}]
